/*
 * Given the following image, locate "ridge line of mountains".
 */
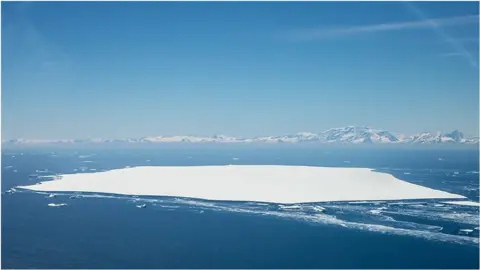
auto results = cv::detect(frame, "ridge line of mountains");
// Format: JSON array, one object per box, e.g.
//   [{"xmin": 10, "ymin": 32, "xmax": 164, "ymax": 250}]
[{"xmin": 3, "ymin": 126, "xmax": 479, "ymax": 145}]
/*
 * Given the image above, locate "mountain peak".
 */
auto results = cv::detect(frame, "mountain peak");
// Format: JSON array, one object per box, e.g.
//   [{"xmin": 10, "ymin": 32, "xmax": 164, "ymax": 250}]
[{"xmin": 3, "ymin": 126, "xmax": 478, "ymax": 146}]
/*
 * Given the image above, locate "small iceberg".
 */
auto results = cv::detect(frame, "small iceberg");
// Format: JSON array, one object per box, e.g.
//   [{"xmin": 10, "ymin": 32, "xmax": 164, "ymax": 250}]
[
  {"xmin": 459, "ymin": 229, "xmax": 474, "ymax": 235},
  {"xmin": 5, "ymin": 188, "xmax": 17, "ymax": 194},
  {"xmin": 279, "ymin": 204, "xmax": 302, "ymax": 210},
  {"xmin": 48, "ymin": 203, "xmax": 67, "ymax": 207},
  {"xmin": 136, "ymin": 204, "xmax": 147, "ymax": 208},
  {"xmin": 46, "ymin": 194, "xmax": 56, "ymax": 198},
  {"xmin": 312, "ymin": 206, "xmax": 326, "ymax": 212},
  {"xmin": 369, "ymin": 207, "xmax": 387, "ymax": 215}
]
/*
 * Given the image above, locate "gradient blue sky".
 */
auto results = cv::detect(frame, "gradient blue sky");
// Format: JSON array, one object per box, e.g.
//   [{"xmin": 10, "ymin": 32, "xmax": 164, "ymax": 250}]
[{"xmin": 2, "ymin": 1, "xmax": 479, "ymax": 139}]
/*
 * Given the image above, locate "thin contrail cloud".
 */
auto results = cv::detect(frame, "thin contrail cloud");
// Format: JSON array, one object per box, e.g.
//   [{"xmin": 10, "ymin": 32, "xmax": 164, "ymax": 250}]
[
  {"xmin": 285, "ymin": 14, "xmax": 478, "ymax": 42},
  {"xmin": 403, "ymin": 2, "xmax": 478, "ymax": 68}
]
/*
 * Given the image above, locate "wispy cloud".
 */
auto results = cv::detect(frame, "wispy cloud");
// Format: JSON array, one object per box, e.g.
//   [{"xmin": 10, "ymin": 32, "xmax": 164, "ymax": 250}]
[
  {"xmin": 284, "ymin": 14, "xmax": 478, "ymax": 41},
  {"xmin": 441, "ymin": 52, "xmax": 474, "ymax": 57},
  {"xmin": 403, "ymin": 2, "xmax": 478, "ymax": 68},
  {"xmin": 3, "ymin": 3, "xmax": 74, "ymax": 76},
  {"xmin": 457, "ymin": 37, "xmax": 479, "ymax": 43}
]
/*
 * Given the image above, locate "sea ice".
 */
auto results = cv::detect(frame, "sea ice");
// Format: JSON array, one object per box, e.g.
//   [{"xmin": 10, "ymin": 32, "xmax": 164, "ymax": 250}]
[
  {"xmin": 16, "ymin": 166, "xmax": 467, "ymax": 204},
  {"xmin": 459, "ymin": 229, "xmax": 474, "ymax": 234},
  {"xmin": 48, "ymin": 203, "xmax": 67, "ymax": 207},
  {"xmin": 442, "ymin": 201, "xmax": 480, "ymax": 207}
]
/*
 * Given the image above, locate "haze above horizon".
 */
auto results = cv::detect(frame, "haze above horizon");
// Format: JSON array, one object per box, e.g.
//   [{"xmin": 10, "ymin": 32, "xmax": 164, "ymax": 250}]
[{"xmin": 2, "ymin": 1, "xmax": 479, "ymax": 140}]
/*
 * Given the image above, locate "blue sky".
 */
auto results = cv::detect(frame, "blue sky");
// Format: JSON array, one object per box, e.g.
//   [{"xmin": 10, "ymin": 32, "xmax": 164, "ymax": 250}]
[{"xmin": 2, "ymin": 1, "xmax": 479, "ymax": 139}]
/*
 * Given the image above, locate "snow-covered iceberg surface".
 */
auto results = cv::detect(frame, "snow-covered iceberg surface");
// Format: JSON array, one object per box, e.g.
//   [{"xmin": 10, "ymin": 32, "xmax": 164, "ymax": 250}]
[{"xmin": 17, "ymin": 166, "xmax": 466, "ymax": 204}]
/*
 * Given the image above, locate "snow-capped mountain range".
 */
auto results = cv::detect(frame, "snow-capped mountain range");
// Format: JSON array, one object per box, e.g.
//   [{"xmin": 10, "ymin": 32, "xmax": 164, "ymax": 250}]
[{"xmin": 3, "ymin": 126, "xmax": 479, "ymax": 146}]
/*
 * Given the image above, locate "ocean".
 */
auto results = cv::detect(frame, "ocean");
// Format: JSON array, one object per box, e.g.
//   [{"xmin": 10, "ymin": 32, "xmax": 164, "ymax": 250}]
[{"xmin": 2, "ymin": 146, "xmax": 479, "ymax": 269}]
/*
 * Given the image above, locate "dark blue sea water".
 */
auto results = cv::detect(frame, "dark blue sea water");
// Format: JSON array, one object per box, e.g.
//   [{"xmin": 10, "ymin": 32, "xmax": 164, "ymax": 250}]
[{"xmin": 2, "ymin": 147, "xmax": 479, "ymax": 268}]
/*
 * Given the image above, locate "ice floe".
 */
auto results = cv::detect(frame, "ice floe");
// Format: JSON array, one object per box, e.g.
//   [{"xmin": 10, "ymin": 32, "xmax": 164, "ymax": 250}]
[
  {"xmin": 442, "ymin": 201, "xmax": 480, "ymax": 207},
  {"xmin": 459, "ymin": 229, "xmax": 474, "ymax": 235},
  {"xmin": 48, "ymin": 203, "xmax": 67, "ymax": 207}
]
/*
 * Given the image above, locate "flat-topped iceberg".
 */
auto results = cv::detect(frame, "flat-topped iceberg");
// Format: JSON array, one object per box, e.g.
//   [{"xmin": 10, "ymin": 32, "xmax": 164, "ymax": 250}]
[{"xmin": 18, "ymin": 165, "xmax": 466, "ymax": 204}]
